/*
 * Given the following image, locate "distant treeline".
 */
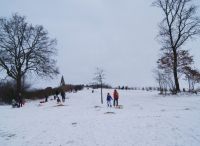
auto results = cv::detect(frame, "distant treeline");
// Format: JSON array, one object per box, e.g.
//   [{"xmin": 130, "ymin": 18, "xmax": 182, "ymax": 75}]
[
  {"xmin": 2, "ymin": 79, "xmax": 187, "ymax": 104},
  {"xmin": 0, "ymin": 80, "xmax": 84, "ymax": 104},
  {"xmin": 86, "ymin": 84, "xmax": 161, "ymax": 91},
  {"xmin": 85, "ymin": 84, "xmax": 112, "ymax": 89}
]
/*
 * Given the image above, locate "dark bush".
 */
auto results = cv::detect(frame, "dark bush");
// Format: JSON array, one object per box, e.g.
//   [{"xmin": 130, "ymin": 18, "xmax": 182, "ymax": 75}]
[{"xmin": 0, "ymin": 81, "xmax": 15, "ymax": 104}]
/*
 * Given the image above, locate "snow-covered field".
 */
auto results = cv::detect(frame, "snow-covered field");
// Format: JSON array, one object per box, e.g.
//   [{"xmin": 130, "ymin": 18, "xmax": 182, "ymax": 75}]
[{"xmin": 0, "ymin": 89, "xmax": 200, "ymax": 146}]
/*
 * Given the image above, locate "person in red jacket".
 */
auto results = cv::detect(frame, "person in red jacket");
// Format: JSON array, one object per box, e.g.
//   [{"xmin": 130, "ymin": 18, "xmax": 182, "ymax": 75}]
[{"xmin": 113, "ymin": 89, "xmax": 119, "ymax": 107}]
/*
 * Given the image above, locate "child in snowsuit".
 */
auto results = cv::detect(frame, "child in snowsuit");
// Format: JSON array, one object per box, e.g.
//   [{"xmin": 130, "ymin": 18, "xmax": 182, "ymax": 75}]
[
  {"xmin": 107, "ymin": 93, "xmax": 113, "ymax": 107},
  {"xmin": 57, "ymin": 97, "xmax": 61, "ymax": 103},
  {"xmin": 45, "ymin": 95, "xmax": 48, "ymax": 102}
]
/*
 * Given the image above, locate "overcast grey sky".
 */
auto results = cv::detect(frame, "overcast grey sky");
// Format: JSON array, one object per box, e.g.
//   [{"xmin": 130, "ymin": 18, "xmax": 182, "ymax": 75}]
[{"xmin": 0, "ymin": 0, "xmax": 200, "ymax": 88}]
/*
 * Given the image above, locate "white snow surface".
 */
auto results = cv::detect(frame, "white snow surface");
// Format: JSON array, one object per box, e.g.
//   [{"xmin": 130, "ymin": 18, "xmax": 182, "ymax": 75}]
[{"xmin": 0, "ymin": 89, "xmax": 200, "ymax": 146}]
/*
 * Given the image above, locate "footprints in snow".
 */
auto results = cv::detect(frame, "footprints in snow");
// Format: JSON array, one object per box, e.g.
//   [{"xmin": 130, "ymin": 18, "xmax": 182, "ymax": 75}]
[{"xmin": 94, "ymin": 105, "xmax": 116, "ymax": 114}]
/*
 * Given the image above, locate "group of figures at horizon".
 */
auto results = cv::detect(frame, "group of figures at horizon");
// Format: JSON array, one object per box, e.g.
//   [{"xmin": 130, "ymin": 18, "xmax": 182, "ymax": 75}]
[{"xmin": 52, "ymin": 90, "xmax": 66, "ymax": 103}]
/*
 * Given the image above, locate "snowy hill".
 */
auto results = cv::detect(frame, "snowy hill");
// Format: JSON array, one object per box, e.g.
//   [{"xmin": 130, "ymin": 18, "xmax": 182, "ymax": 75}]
[{"xmin": 0, "ymin": 89, "xmax": 200, "ymax": 146}]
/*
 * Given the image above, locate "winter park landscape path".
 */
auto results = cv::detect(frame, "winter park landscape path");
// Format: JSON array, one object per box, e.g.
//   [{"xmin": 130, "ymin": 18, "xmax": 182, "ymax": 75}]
[{"xmin": 0, "ymin": 89, "xmax": 200, "ymax": 146}]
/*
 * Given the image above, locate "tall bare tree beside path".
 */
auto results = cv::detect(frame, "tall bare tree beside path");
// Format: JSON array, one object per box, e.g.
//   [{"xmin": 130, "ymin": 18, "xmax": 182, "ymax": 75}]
[
  {"xmin": 153, "ymin": 0, "xmax": 200, "ymax": 93},
  {"xmin": 0, "ymin": 14, "xmax": 59, "ymax": 96}
]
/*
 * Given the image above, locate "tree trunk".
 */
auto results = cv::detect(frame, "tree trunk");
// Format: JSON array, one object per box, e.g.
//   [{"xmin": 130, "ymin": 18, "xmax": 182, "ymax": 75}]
[
  {"xmin": 191, "ymin": 81, "xmax": 195, "ymax": 91},
  {"xmin": 16, "ymin": 75, "xmax": 22, "ymax": 97},
  {"xmin": 188, "ymin": 78, "xmax": 191, "ymax": 92},
  {"xmin": 173, "ymin": 49, "xmax": 180, "ymax": 93},
  {"xmin": 100, "ymin": 82, "xmax": 103, "ymax": 104}
]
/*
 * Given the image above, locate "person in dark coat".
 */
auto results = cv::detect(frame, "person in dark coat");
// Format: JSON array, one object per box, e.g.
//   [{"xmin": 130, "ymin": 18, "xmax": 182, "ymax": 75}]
[
  {"xmin": 18, "ymin": 93, "xmax": 23, "ymax": 107},
  {"xmin": 45, "ymin": 95, "xmax": 48, "ymax": 102},
  {"xmin": 55, "ymin": 90, "xmax": 59, "ymax": 96},
  {"xmin": 54, "ymin": 90, "xmax": 59, "ymax": 99},
  {"xmin": 60, "ymin": 90, "xmax": 66, "ymax": 102},
  {"xmin": 54, "ymin": 95, "xmax": 56, "ymax": 100}
]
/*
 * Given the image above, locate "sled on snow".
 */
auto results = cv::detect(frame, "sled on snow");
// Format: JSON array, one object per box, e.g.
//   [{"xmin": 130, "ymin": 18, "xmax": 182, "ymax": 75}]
[{"xmin": 115, "ymin": 105, "xmax": 123, "ymax": 109}]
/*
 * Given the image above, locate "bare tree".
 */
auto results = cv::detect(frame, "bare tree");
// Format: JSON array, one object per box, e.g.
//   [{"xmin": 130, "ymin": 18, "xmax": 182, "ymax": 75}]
[
  {"xmin": 0, "ymin": 14, "xmax": 59, "ymax": 96},
  {"xmin": 93, "ymin": 68, "xmax": 105, "ymax": 104},
  {"xmin": 183, "ymin": 66, "xmax": 200, "ymax": 91},
  {"xmin": 154, "ymin": 69, "xmax": 175, "ymax": 94},
  {"xmin": 153, "ymin": 0, "xmax": 200, "ymax": 93},
  {"xmin": 154, "ymin": 69, "xmax": 167, "ymax": 94}
]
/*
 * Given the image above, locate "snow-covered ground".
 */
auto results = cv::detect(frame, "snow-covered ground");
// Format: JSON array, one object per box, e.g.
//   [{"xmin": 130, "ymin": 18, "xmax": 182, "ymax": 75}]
[{"xmin": 0, "ymin": 89, "xmax": 200, "ymax": 146}]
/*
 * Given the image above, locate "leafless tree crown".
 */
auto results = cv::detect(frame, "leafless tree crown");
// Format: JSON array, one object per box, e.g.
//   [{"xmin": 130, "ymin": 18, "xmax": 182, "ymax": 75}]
[
  {"xmin": 153, "ymin": 0, "xmax": 200, "ymax": 50},
  {"xmin": 0, "ymin": 14, "xmax": 59, "ymax": 95}
]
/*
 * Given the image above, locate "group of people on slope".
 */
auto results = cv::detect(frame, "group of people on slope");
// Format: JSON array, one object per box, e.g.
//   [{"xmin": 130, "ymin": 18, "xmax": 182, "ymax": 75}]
[
  {"xmin": 41, "ymin": 90, "xmax": 66, "ymax": 104},
  {"xmin": 12, "ymin": 93, "xmax": 24, "ymax": 108},
  {"xmin": 54, "ymin": 90, "xmax": 66, "ymax": 103},
  {"xmin": 106, "ymin": 89, "xmax": 119, "ymax": 107}
]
